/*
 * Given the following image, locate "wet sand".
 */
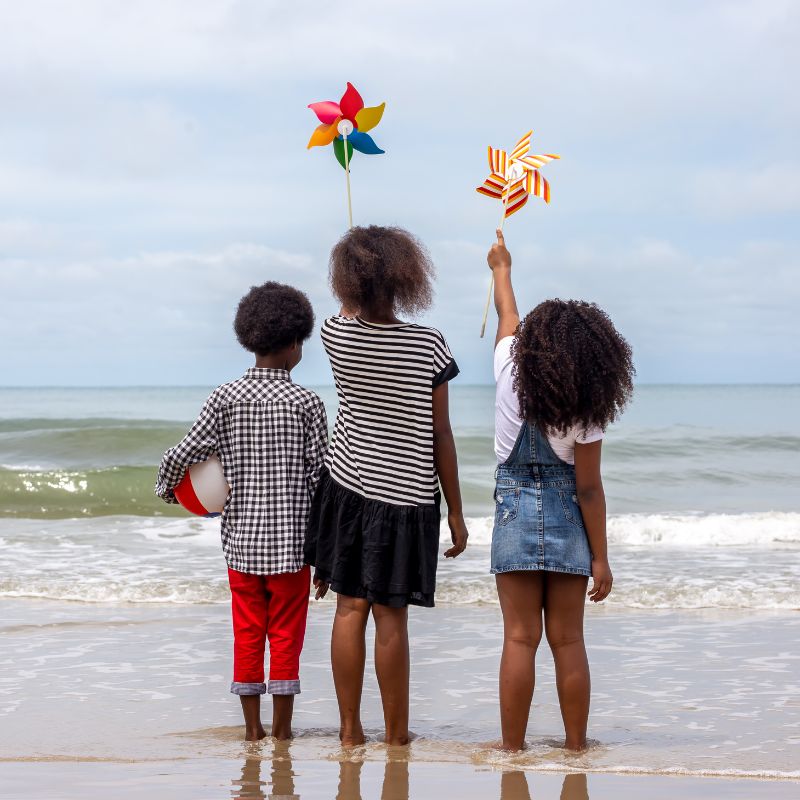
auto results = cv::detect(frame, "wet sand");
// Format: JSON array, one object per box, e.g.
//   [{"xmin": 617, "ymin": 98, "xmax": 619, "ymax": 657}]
[{"xmin": 1, "ymin": 598, "xmax": 798, "ymax": 797}]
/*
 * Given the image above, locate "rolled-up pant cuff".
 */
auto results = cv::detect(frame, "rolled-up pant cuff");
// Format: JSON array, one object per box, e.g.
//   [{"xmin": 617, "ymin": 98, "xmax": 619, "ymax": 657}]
[
  {"xmin": 268, "ymin": 679, "xmax": 300, "ymax": 695},
  {"xmin": 230, "ymin": 681, "xmax": 266, "ymax": 696}
]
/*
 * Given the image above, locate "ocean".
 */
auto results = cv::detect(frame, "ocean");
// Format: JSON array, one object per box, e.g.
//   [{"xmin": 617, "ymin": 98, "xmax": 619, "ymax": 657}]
[
  {"xmin": 1, "ymin": 384, "xmax": 799, "ymax": 783},
  {"xmin": 1, "ymin": 384, "xmax": 798, "ymax": 610}
]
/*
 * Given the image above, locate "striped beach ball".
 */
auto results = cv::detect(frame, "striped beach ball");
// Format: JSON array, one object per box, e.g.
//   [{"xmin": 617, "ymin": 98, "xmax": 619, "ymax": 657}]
[{"xmin": 174, "ymin": 455, "xmax": 230, "ymax": 518}]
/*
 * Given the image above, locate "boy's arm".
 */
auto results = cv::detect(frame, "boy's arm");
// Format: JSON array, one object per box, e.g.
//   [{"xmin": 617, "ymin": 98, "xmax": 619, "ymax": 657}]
[
  {"xmin": 304, "ymin": 397, "xmax": 329, "ymax": 497},
  {"xmin": 155, "ymin": 393, "xmax": 219, "ymax": 503},
  {"xmin": 487, "ymin": 229, "xmax": 520, "ymax": 347},
  {"xmin": 574, "ymin": 440, "xmax": 613, "ymax": 602},
  {"xmin": 432, "ymin": 382, "xmax": 468, "ymax": 558}
]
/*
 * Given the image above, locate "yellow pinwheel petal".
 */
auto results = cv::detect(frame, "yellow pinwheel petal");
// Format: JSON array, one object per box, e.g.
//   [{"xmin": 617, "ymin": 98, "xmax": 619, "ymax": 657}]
[
  {"xmin": 354, "ymin": 103, "xmax": 385, "ymax": 133},
  {"xmin": 307, "ymin": 118, "xmax": 341, "ymax": 149}
]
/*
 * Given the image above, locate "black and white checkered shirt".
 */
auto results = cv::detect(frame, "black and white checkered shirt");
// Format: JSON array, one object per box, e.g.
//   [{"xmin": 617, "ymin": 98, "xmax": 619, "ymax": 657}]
[{"xmin": 155, "ymin": 368, "xmax": 328, "ymax": 575}]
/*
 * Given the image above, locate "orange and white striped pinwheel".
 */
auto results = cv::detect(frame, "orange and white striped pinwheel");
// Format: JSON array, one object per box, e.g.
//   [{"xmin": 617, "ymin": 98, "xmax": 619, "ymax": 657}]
[{"xmin": 476, "ymin": 130, "xmax": 559, "ymax": 219}]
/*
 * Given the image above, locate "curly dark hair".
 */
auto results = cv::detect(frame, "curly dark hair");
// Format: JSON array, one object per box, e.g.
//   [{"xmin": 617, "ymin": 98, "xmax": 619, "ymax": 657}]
[
  {"xmin": 329, "ymin": 225, "xmax": 434, "ymax": 316},
  {"xmin": 233, "ymin": 281, "xmax": 314, "ymax": 355},
  {"xmin": 512, "ymin": 299, "xmax": 634, "ymax": 434}
]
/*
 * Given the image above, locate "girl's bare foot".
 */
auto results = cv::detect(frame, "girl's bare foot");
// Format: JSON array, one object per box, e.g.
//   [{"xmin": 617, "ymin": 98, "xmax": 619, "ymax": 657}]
[
  {"xmin": 339, "ymin": 725, "xmax": 366, "ymax": 747},
  {"xmin": 245, "ymin": 725, "xmax": 267, "ymax": 741}
]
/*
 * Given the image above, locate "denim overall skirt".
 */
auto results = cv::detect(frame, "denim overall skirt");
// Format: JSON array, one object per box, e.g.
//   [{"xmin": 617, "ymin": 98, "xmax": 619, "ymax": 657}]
[{"xmin": 491, "ymin": 421, "xmax": 592, "ymax": 576}]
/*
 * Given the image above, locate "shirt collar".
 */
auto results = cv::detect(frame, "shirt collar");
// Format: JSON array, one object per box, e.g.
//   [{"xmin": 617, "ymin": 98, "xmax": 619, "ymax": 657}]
[{"xmin": 244, "ymin": 367, "xmax": 292, "ymax": 382}]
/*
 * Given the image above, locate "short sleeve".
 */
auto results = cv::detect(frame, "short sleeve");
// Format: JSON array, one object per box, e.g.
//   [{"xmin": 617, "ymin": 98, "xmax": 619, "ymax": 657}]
[
  {"xmin": 575, "ymin": 425, "xmax": 604, "ymax": 445},
  {"xmin": 431, "ymin": 330, "xmax": 460, "ymax": 387},
  {"xmin": 493, "ymin": 336, "xmax": 514, "ymax": 381}
]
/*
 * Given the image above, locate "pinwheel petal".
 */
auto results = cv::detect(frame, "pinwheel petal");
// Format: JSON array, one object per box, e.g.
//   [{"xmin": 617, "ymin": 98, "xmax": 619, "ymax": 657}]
[
  {"xmin": 308, "ymin": 101, "xmax": 342, "ymax": 124},
  {"xmin": 333, "ymin": 137, "xmax": 355, "ymax": 170},
  {"xmin": 354, "ymin": 102, "xmax": 385, "ymax": 133},
  {"xmin": 339, "ymin": 82, "xmax": 364, "ymax": 122},
  {"xmin": 306, "ymin": 118, "xmax": 342, "ymax": 149},
  {"xmin": 349, "ymin": 130, "xmax": 384, "ymax": 155}
]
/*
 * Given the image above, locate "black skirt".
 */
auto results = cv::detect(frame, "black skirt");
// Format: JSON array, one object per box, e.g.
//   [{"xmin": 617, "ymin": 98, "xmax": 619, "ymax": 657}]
[{"xmin": 304, "ymin": 468, "xmax": 441, "ymax": 608}]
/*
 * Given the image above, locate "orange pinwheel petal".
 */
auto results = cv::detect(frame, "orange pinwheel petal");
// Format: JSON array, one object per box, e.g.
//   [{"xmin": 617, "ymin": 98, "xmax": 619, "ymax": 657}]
[{"xmin": 307, "ymin": 118, "xmax": 342, "ymax": 149}]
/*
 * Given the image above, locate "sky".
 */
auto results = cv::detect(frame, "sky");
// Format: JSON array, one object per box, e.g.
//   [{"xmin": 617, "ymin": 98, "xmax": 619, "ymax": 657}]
[{"xmin": 1, "ymin": 0, "xmax": 798, "ymax": 386}]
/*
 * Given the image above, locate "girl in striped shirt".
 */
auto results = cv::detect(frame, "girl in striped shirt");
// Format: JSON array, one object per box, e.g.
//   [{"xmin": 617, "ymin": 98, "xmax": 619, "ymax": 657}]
[{"xmin": 305, "ymin": 225, "xmax": 469, "ymax": 746}]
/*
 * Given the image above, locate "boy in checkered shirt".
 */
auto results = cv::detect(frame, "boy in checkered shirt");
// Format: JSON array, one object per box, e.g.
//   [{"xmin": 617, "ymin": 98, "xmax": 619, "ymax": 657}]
[{"xmin": 156, "ymin": 282, "xmax": 328, "ymax": 740}]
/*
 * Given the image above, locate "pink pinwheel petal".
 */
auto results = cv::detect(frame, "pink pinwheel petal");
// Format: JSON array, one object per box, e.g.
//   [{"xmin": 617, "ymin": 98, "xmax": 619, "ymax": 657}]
[
  {"xmin": 308, "ymin": 101, "xmax": 342, "ymax": 124},
  {"xmin": 339, "ymin": 82, "xmax": 364, "ymax": 123}
]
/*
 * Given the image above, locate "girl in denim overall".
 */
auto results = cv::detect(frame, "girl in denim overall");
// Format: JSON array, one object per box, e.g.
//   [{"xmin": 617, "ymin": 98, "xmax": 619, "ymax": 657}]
[{"xmin": 486, "ymin": 230, "xmax": 635, "ymax": 752}]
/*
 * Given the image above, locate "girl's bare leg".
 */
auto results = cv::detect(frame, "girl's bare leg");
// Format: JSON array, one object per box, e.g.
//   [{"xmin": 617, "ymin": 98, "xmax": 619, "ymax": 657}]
[
  {"xmin": 332, "ymin": 594, "xmax": 371, "ymax": 746},
  {"xmin": 372, "ymin": 603, "xmax": 410, "ymax": 745},
  {"xmin": 495, "ymin": 572, "xmax": 545, "ymax": 750},
  {"xmin": 543, "ymin": 572, "xmax": 591, "ymax": 751}
]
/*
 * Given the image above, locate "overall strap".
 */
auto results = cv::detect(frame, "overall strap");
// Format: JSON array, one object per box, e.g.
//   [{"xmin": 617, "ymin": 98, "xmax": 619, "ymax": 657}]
[
  {"xmin": 531, "ymin": 421, "xmax": 573, "ymax": 467},
  {"xmin": 501, "ymin": 421, "xmax": 533, "ymax": 467}
]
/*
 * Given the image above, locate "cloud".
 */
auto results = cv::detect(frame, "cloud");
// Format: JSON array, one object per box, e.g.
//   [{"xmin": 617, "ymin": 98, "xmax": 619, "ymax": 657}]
[{"xmin": 0, "ymin": 1, "xmax": 798, "ymax": 385}]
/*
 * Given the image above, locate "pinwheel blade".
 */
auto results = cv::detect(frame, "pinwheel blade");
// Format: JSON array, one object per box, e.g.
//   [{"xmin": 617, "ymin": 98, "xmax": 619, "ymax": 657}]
[
  {"xmin": 531, "ymin": 170, "xmax": 551, "ymax": 203},
  {"xmin": 333, "ymin": 137, "xmax": 355, "ymax": 170},
  {"xmin": 339, "ymin": 82, "xmax": 364, "ymax": 122},
  {"xmin": 488, "ymin": 147, "xmax": 508, "ymax": 176},
  {"xmin": 509, "ymin": 131, "xmax": 533, "ymax": 161},
  {"xmin": 476, "ymin": 173, "xmax": 505, "ymax": 199},
  {"xmin": 306, "ymin": 118, "xmax": 342, "ymax": 149},
  {"xmin": 355, "ymin": 102, "xmax": 385, "ymax": 133},
  {"xmin": 308, "ymin": 101, "xmax": 341, "ymax": 124},
  {"xmin": 349, "ymin": 130, "xmax": 384, "ymax": 155}
]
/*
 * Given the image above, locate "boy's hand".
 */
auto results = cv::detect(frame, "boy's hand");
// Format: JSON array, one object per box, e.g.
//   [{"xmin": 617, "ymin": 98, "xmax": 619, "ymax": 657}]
[
  {"xmin": 487, "ymin": 229, "xmax": 512, "ymax": 272},
  {"xmin": 587, "ymin": 558, "xmax": 613, "ymax": 602},
  {"xmin": 313, "ymin": 575, "xmax": 329, "ymax": 600},
  {"xmin": 444, "ymin": 511, "xmax": 469, "ymax": 558}
]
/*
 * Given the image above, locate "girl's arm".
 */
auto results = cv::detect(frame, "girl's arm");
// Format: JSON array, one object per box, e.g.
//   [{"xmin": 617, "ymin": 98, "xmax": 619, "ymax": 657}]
[
  {"xmin": 487, "ymin": 229, "xmax": 520, "ymax": 346},
  {"xmin": 432, "ymin": 382, "xmax": 469, "ymax": 558},
  {"xmin": 574, "ymin": 440, "xmax": 613, "ymax": 602}
]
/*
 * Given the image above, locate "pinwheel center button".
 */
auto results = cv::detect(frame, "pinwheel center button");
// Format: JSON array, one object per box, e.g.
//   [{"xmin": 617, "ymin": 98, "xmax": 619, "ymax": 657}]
[{"xmin": 337, "ymin": 119, "xmax": 355, "ymax": 137}]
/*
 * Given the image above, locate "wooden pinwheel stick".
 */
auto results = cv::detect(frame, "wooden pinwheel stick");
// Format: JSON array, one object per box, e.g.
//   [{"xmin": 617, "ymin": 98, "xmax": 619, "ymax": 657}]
[
  {"xmin": 338, "ymin": 120, "xmax": 355, "ymax": 229},
  {"xmin": 480, "ymin": 190, "xmax": 511, "ymax": 338}
]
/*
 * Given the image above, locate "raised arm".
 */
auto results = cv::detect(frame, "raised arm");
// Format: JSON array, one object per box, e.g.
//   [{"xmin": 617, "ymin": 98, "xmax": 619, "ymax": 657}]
[
  {"xmin": 487, "ymin": 229, "xmax": 520, "ymax": 347},
  {"xmin": 573, "ymin": 440, "xmax": 613, "ymax": 602},
  {"xmin": 432, "ymin": 382, "xmax": 468, "ymax": 558}
]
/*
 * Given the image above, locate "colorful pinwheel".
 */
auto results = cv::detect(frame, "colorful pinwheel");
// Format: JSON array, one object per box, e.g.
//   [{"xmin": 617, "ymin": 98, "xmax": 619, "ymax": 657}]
[
  {"xmin": 307, "ymin": 82, "xmax": 386, "ymax": 228},
  {"xmin": 476, "ymin": 130, "xmax": 559, "ymax": 219},
  {"xmin": 477, "ymin": 130, "xmax": 560, "ymax": 338},
  {"xmin": 307, "ymin": 82, "xmax": 386, "ymax": 170}
]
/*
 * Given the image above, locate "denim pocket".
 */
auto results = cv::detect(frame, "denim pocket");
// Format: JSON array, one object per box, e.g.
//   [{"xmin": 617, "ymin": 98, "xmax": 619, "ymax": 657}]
[
  {"xmin": 558, "ymin": 490, "xmax": 584, "ymax": 528},
  {"xmin": 494, "ymin": 487, "xmax": 520, "ymax": 527}
]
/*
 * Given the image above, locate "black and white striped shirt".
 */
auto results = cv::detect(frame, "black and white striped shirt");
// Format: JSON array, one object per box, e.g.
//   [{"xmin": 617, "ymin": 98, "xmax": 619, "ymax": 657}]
[
  {"xmin": 155, "ymin": 368, "xmax": 328, "ymax": 575},
  {"xmin": 322, "ymin": 316, "xmax": 459, "ymax": 506}
]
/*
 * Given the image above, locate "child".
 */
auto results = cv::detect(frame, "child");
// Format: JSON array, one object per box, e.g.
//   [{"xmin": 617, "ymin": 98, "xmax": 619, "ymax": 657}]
[
  {"xmin": 487, "ymin": 230, "xmax": 634, "ymax": 751},
  {"xmin": 304, "ymin": 225, "xmax": 469, "ymax": 747},
  {"xmin": 155, "ymin": 281, "xmax": 328, "ymax": 741}
]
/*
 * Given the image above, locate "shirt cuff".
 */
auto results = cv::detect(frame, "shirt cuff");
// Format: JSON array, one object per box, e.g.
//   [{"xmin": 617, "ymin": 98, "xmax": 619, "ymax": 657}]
[{"xmin": 433, "ymin": 360, "xmax": 460, "ymax": 388}]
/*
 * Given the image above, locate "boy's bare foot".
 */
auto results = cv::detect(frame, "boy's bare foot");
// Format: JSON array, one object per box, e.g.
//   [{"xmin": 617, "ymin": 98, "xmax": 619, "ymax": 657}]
[{"xmin": 563, "ymin": 737, "xmax": 588, "ymax": 752}]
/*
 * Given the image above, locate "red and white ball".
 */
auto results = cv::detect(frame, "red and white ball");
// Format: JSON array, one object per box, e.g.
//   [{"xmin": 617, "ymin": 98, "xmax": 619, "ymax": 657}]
[{"xmin": 174, "ymin": 455, "xmax": 230, "ymax": 517}]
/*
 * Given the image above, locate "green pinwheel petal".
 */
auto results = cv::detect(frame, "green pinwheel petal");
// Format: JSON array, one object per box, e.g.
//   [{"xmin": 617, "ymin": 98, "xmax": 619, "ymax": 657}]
[{"xmin": 333, "ymin": 137, "xmax": 354, "ymax": 170}]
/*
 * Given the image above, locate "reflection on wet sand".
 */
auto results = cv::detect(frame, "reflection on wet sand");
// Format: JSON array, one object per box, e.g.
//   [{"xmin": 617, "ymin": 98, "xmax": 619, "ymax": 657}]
[
  {"xmin": 230, "ymin": 742, "xmax": 589, "ymax": 800},
  {"xmin": 335, "ymin": 757, "xmax": 410, "ymax": 800},
  {"xmin": 232, "ymin": 741, "xmax": 297, "ymax": 800},
  {"xmin": 501, "ymin": 771, "xmax": 589, "ymax": 800}
]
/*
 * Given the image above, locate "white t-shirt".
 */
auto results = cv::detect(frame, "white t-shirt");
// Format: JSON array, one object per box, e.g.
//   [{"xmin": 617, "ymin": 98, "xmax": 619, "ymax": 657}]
[{"xmin": 494, "ymin": 336, "xmax": 603, "ymax": 465}]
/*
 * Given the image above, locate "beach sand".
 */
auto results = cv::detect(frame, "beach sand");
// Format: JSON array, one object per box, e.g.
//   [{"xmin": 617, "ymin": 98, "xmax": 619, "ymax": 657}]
[{"xmin": 2, "ymin": 597, "xmax": 798, "ymax": 798}]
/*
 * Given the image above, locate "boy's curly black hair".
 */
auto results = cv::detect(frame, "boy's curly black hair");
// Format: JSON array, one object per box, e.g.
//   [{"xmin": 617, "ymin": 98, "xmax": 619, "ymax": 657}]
[
  {"xmin": 329, "ymin": 225, "xmax": 434, "ymax": 316},
  {"xmin": 233, "ymin": 281, "xmax": 314, "ymax": 356},
  {"xmin": 512, "ymin": 299, "xmax": 634, "ymax": 434}
]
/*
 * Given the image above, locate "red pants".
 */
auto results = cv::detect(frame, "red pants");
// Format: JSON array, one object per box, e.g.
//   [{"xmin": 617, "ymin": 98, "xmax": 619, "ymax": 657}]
[{"xmin": 228, "ymin": 565, "xmax": 310, "ymax": 696}]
